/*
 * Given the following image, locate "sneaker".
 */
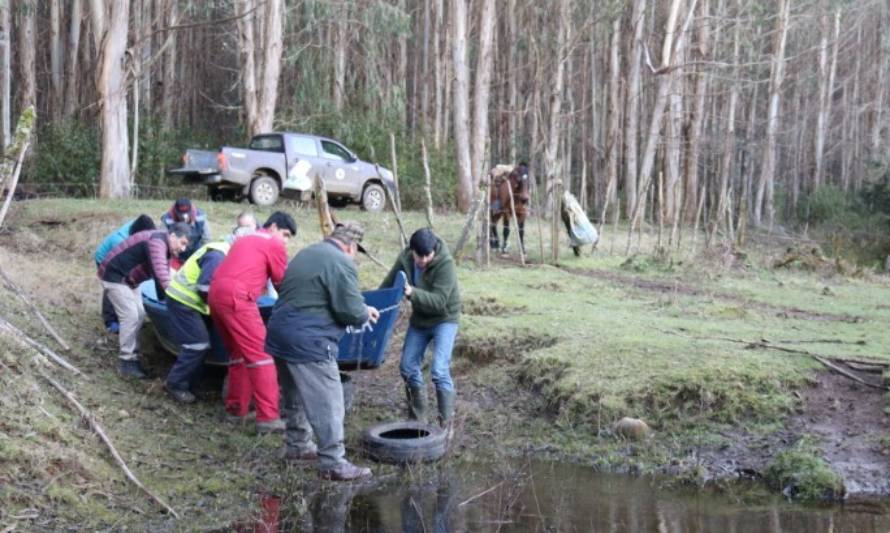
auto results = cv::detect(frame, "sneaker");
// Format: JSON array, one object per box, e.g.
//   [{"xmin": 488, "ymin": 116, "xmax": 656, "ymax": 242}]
[
  {"xmin": 285, "ymin": 448, "xmax": 319, "ymax": 462},
  {"xmin": 106, "ymin": 322, "xmax": 120, "ymax": 334},
  {"xmin": 256, "ymin": 418, "xmax": 286, "ymax": 434},
  {"xmin": 319, "ymin": 462, "xmax": 372, "ymax": 481},
  {"xmin": 165, "ymin": 384, "xmax": 196, "ymax": 404},
  {"xmin": 118, "ymin": 359, "xmax": 147, "ymax": 379}
]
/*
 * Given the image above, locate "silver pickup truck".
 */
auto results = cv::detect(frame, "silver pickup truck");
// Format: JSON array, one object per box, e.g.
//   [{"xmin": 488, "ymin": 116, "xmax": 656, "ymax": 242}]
[{"xmin": 168, "ymin": 132, "xmax": 396, "ymax": 210}]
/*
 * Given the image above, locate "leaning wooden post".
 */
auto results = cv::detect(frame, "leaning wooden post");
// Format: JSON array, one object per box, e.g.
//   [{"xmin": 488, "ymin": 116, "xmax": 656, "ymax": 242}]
[
  {"xmin": 0, "ymin": 106, "xmax": 35, "ymax": 229},
  {"xmin": 453, "ymin": 188, "xmax": 487, "ymax": 264},
  {"xmin": 313, "ymin": 176, "xmax": 335, "ymax": 237},
  {"xmin": 421, "ymin": 138, "xmax": 435, "ymax": 229},
  {"xmin": 505, "ymin": 179, "xmax": 525, "ymax": 266},
  {"xmin": 389, "ymin": 132, "xmax": 402, "ymax": 212},
  {"xmin": 532, "ymin": 177, "xmax": 546, "ymax": 264},
  {"xmin": 376, "ymin": 164, "xmax": 408, "ymax": 247}
]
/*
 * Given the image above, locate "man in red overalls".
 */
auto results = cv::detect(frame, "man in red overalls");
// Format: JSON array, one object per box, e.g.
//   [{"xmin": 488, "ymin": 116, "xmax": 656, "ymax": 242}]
[{"xmin": 209, "ymin": 211, "xmax": 296, "ymax": 433}]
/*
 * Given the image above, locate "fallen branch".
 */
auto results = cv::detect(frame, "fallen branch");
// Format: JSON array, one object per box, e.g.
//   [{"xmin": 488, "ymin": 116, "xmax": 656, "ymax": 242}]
[
  {"xmin": 458, "ymin": 480, "xmax": 505, "ymax": 507},
  {"xmin": 812, "ymin": 356, "xmax": 885, "ymax": 390},
  {"xmin": 651, "ymin": 326, "xmax": 889, "ymax": 388},
  {"xmin": 0, "ymin": 140, "xmax": 29, "ymax": 230},
  {"xmin": 0, "ymin": 315, "xmax": 81, "ymax": 375},
  {"xmin": 0, "ymin": 264, "xmax": 71, "ymax": 351},
  {"xmin": 38, "ymin": 368, "xmax": 180, "ymax": 518}
]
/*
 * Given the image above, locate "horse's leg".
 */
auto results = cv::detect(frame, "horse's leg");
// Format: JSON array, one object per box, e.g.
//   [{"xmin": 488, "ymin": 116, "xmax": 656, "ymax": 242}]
[
  {"xmin": 518, "ymin": 218, "xmax": 526, "ymax": 253},
  {"xmin": 502, "ymin": 222, "xmax": 510, "ymax": 253},
  {"xmin": 489, "ymin": 214, "xmax": 500, "ymax": 251}
]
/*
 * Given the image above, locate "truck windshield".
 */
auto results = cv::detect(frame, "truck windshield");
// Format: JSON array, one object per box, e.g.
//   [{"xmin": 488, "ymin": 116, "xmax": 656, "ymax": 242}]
[{"xmin": 249, "ymin": 136, "xmax": 285, "ymax": 153}]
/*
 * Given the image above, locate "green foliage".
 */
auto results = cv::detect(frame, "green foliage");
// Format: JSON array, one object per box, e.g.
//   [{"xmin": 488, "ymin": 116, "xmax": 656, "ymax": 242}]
[
  {"xmin": 798, "ymin": 185, "xmax": 857, "ymax": 227},
  {"xmin": 30, "ymin": 121, "xmax": 101, "ymax": 195},
  {"xmin": 765, "ymin": 436, "xmax": 844, "ymax": 502}
]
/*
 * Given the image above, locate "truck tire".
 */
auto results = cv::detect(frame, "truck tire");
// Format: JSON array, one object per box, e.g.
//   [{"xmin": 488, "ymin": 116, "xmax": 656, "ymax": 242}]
[
  {"xmin": 361, "ymin": 183, "xmax": 385, "ymax": 212},
  {"xmin": 250, "ymin": 174, "xmax": 280, "ymax": 206}
]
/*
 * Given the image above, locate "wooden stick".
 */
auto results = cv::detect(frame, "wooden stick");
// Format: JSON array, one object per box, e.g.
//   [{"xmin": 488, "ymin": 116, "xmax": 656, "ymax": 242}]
[
  {"xmin": 313, "ymin": 176, "xmax": 335, "ymax": 237},
  {"xmin": 389, "ymin": 132, "xmax": 402, "ymax": 212},
  {"xmin": 0, "ymin": 316, "xmax": 81, "ymax": 375},
  {"xmin": 38, "ymin": 368, "xmax": 180, "ymax": 518},
  {"xmin": 0, "ymin": 140, "xmax": 29, "ymax": 230},
  {"xmin": 812, "ymin": 355, "xmax": 886, "ymax": 390},
  {"xmin": 421, "ymin": 139, "xmax": 435, "ymax": 229},
  {"xmin": 505, "ymin": 178, "xmax": 526, "ymax": 266},
  {"xmin": 374, "ymin": 164, "xmax": 407, "ymax": 247},
  {"xmin": 690, "ymin": 183, "xmax": 707, "ymax": 256},
  {"xmin": 453, "ymin": 188, "xmax": 487, "ymax": 263},
  {"xmin": 360, "ymin": 249, "xmax": 387, "ymax": 269},
  {"xmin": 0, "ymin": 264, "xmax": 71, "ymax": 351},
  {"xmin": 533, "ymin": 180, "xmax": 546, "ymax": 263},
  {"xmin": 458, "ymin": 480, "xmax": 505, "ymax": 507}
]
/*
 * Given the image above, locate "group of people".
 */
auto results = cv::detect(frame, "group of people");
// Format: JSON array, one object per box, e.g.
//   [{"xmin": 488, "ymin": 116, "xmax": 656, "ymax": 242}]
[{"xmin": 94, "ymin": 198, "xmax": 461, "ymax": 481}]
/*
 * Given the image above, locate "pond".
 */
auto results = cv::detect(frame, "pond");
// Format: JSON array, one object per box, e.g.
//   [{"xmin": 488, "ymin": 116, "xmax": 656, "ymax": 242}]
[{"xmin": 236, "ymin": 460, "xmax": 890, "ymax": 532}]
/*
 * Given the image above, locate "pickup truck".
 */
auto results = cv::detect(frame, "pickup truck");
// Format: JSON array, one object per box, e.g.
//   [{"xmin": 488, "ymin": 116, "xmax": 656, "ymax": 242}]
[{"xmin": 168, "ymin": 132, "xmax": 396, "ymax": 210}]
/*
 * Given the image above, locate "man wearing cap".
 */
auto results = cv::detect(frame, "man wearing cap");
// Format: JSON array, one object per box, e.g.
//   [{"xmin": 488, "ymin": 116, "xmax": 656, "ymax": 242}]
[
  {"xmin": 98, "ymin": 223, "xmax": 192, "ymax": 378},
  {"xmin": 266, "ymin": 221, "xmax": 379, "ymax": 481},
  {"xmin": 380, "ymin": 228, "xmax": 461, "ymax": 428},
  {"xmin": 209, "ymin": 211, "xmax": 295, "ymax": 434},
  {"xmin": 161, "ymin": 198, "xmax": 211, "ymax": 265}
]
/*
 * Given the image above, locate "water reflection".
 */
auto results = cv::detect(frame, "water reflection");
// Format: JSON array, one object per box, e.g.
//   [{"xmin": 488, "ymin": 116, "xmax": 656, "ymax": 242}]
[{"xmin": 239, "ymin": 461, "xmax": 890, "ymax": 532}]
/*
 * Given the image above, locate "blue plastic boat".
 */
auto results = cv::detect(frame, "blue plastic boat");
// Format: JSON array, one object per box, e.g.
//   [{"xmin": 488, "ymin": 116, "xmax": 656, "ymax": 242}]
[{"xmin": 140, "ymin": 271, "xmax": 406, "ymax": 370}]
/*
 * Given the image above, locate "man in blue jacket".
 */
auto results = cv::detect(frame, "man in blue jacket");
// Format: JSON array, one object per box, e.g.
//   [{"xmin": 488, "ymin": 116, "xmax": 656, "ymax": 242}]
[
  {"xmin": 161, "ymin": 198, "xmax": 211, "ymax": 266},
  {"xmin": 94, "ymin": 215, "xmax": 155, "ymax": 333},
  {"xmin": 265, "ymin": 222, "xmax": 379, "ymax": 481}
]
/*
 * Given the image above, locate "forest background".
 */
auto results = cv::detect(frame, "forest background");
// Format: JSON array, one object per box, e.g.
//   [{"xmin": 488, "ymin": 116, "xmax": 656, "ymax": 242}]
[{"xmin": 2, "ymin": 0, "xmax": 890, "ymax": 262}]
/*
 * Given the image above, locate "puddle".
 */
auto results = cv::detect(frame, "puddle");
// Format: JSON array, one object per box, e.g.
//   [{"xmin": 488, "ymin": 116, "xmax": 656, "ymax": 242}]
[{"xmin": 233, "ymin": 460, "xmax": 890, "ymax": 532}]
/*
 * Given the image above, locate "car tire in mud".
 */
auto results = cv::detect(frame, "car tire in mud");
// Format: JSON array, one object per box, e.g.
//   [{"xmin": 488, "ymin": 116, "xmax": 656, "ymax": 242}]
[
  {"xmin": 250, "ymin": 174, "xmax": 280, "ymax": 206},
  {"xmin": 362, "ymin": 420, "xmax": 447, "ymax": 464},
  {"xmin": 361, "ymin": 183, "xmax": 386, "ymax": 212}
]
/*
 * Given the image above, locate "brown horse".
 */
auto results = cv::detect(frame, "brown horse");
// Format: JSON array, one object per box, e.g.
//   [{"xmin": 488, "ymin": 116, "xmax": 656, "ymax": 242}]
[{"xmin": 489, "ymin": 162, "xmax": 530, "ymax": 253}]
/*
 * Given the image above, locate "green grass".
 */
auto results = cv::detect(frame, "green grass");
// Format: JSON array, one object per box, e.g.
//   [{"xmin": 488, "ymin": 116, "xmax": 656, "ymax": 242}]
[{"xmin": 1, "ymin": 198, "xmax": 887, "ymax": 526}]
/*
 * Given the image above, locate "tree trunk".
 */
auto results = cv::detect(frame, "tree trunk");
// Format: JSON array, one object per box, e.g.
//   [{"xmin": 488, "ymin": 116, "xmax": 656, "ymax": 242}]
[
  {"xmin": 95, "ymin": 0, "xmax": 130, "ymax": 199},
  {"xmin": 814, "ymin": 7, "xmax": 840, "ymax": 189},
  {"xmin": 63, "ymin": 0, "xmax": 83, "ymax": 120},
  {"xmin": 604, "ymin": 16, "xmax": 622, "ymax": 223},
  {"xmin": 49, "ymin": 0, "xmax": 64, "ymax": 122},
  {"xmin": 237, "ymin": 0, "xmax": 258, "ymax": 137},
  {"xmin": 543, "ymin": 0, "xmax": 570, "ymax": 213},
  {"xmin": 682, "ymin": 0, "xmax": 710, "ymax": 223},
  {"xmin": 624, "ymin": 0, "xmax": 646, "ymax": 217},
  {"xmin": 332, "ymin": 3, "xmax": 348, "ymax": 112},
  {"xmin": 17, "ymin": 0, "xmax": 37, "ymax": 115},
  {"xmin": 451, "ymin": 0, "xmax": 472, "ymax": 212},
  {"xmin": 710, "ymin": 12, "xmax": 739, "ymax": 242},
  {"xmin": 754, "ymin": 0, "xmax": 789, "ymax": 227},
  {"xmin": 0, "ymin": 0, "xmax": 10, "ymax": 148},
  {"xmin": 470, "ymin": 0, "xmax": 496, "ymax": 188},
  {"xmin": 254, "ymin": 0, "xmax": 283, "ymax": 135},
  {"xmin": 162, "ymin": 0, "xmax": 178, "ymax": 130}
]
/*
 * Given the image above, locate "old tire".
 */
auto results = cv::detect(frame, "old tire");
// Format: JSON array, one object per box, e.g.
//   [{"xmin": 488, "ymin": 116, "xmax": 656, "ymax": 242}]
[
  {"xmin": 362, "ymin": 421, "xmax": 447, "ymax": 464},
  {"xmin": 250, "ymin": 174, "xmax": 280, "ymax": 206},
  {"xmin": 361, "ymin": 183, "xmax": 386, "ymax": 212}
]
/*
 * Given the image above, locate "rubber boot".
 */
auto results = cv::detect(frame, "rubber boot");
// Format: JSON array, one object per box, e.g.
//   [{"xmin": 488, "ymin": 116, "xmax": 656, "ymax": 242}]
[
  {"xmin": 118, "ymin": 359, "xmax": 148, "ymax": 379},
  {"xmin": 489, "ymin": 225, "xmax": 500, "ymax": 251},
  {"xmin": 405, "ymin": 384, "xmax": 427, "ymax": 422},
  {"xmin": 436, "ymin": 389, "xmax": 455, "ymax": 441}
]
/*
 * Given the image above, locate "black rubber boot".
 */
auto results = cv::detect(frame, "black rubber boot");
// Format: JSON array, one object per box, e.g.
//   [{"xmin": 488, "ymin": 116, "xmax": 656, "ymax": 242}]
[
  {"xmin": 518, "ymin": 222, "xmax": 526, "ymax": 254},
  {"xmin": 406, "ymin": 384, "xmax": 427, "ymax": 422},
  {"xmin": 489, "ymin": 225, "xmax": 500, "ymax": 251},
  {"xmin": 501, "ymin": 227, "xmax": 510, "ymax": 254},
  {"xmin": 118, "ymin": 359, "xmax": 148, "ymax": 379},
  {"xmin": 435, "ymin": 389, "xmax": 455, "ymax": 423}
]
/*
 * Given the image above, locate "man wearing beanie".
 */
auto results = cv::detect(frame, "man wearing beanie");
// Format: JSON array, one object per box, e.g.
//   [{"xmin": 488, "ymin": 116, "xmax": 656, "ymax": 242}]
[
  {"xmin": 380, "ymin": 227, "xmax": 461, "ymax": 430},
  {"xmin": 266, "ymin": 221, "xmax": 379, "ymax": 481}
]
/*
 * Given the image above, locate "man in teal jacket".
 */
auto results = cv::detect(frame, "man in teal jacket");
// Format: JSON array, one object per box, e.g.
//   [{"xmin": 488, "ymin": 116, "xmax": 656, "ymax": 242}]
[
  {"xmin": 265, "ymin": 221, "xmax": 379, "ymax": 481},
  {"xmin": 380, "ymin": 228, "xmax": 461, "ymax": 427}
]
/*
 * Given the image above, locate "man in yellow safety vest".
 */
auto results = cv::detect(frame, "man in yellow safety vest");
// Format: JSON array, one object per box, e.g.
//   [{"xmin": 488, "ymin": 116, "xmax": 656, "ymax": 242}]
[{"xmin": 163, "ymin": 239, "xmax": 232, "ymax": 403}]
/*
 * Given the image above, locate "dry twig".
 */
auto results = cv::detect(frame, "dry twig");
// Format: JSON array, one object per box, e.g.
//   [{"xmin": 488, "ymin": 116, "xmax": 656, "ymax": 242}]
[
  {"xmin": 0, "ymin": 264, "xmax": 71, "ymax": 351},
  {"xmin": 38, "ymin": 368, "xmax": 180, "ymax": 518}
]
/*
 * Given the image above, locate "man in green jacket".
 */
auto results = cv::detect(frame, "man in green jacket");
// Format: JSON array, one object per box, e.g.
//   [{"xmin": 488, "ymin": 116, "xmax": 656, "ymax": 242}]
[
  {"xmin": 380, "ymin": 228, "xmax": 461, "ymax": 426},
  {"xmin": 265, "ymin": 221, "xmax": 379, "ymax": 481}
]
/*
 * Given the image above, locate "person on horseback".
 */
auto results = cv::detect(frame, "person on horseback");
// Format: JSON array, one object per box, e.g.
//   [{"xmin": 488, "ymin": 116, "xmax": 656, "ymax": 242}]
[{"xmin": 489, "ymin": 162, "xmax": 530, "ymax": 255}]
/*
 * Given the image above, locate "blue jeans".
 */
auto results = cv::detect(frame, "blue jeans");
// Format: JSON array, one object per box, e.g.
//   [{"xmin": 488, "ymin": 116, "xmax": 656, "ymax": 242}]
[{"xmin": 399, "ymin": 322, "xmax": 459, "ymax": 393}]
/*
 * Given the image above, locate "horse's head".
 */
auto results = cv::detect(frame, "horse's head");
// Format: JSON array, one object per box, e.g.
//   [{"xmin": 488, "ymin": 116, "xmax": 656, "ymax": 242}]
[{"xmin": 509, "ymin": 163, "xmax": 530, "ymax": 199}]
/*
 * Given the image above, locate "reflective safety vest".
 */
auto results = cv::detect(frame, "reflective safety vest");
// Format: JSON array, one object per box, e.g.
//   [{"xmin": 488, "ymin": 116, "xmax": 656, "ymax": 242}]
[{"xmin": 166, "ymin": 241, "xmax": 230, "ymax": 314}]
